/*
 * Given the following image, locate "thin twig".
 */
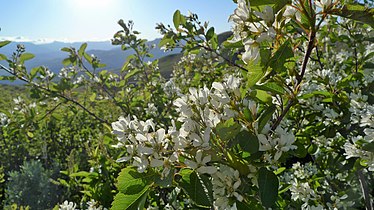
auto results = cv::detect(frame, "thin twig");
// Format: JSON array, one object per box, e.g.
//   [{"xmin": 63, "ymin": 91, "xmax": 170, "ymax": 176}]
[
  {"xmin": 0, "ymin": 63, "xmax": 109, "ymax": 125},
  {"xmin": 37, "ymin": 101, "xmax": 63, "ymax": 122}
]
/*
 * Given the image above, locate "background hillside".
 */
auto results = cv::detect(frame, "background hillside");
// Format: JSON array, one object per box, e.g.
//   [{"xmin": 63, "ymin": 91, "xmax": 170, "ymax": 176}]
[{"xmin": 0, "ymin": 31, "xmax": 232, "ymax": 83}]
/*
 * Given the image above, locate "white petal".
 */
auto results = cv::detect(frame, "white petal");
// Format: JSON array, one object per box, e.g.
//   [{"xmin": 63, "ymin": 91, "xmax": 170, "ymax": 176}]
[{"xmin": 197, "ymin": 166, "xmax": 217, "ymax": 175}]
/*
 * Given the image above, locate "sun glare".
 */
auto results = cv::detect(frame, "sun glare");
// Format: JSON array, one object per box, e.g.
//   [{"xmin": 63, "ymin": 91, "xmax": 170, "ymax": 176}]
[{"xmin": 69, "ymin": 0, "xmax": 114, "ymax": 10}]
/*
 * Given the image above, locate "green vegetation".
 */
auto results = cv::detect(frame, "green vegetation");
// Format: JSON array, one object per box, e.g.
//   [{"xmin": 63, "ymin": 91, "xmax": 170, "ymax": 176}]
[{"xmin": 0, "ymin": 0, "xmax": 373, "ymax": 209}]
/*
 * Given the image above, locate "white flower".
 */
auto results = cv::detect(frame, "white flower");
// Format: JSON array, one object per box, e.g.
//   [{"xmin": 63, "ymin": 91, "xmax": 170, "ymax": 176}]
[
  {"xmin": 283, "ymin": 5, "xmax": 297, "ymax": 17},
  {"xmin": 229, "ymin": 0, "xmax": 251, "ymax": 24},
  {"xmin": 184, "ymin": 150, "xmax": 217, "ymax": 175},
  {"xmin": 133, "ymin": 156, "xmax": 149, "ymax": 173},
  {"xmin": 290, "ymin": 179, "xmax": 318, "ymax": 203},
  {"xmin": 315, "ymin": 0, "xmax": 333, "ymax": 10},
  {"xmin": 253, "ymin": 6, "xmax": 274, "ymax": 24},
  {"xmin": 242, "ymin": 39, "xmax": 260, "ymax": 64},
  {"xmin": 212, "ymin": 165, "xmax": 243, "ymax": 209},
  {"xmin": 283, "ymin": 5, "xmax": 302, "ymax": 22},
  {"xmin": 59, "ymin": 200, "xmax": 77, "ymax": 210},
  {"xmin": 189, "ymin": 127, "xmax": 211, "ymax": 148}
]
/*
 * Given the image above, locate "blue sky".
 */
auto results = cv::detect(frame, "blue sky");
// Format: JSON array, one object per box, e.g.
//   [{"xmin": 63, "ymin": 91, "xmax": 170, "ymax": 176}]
[{"xmin": 0, "ymin": 0, "xmax": 236, "ymax": 43}]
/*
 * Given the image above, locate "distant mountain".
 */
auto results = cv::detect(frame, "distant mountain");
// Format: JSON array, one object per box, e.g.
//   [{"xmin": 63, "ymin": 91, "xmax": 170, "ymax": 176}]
[
  {"xmin": 0, "ymin": 39, "xmax": 178, "ymax": 73},
  {"xmin": 0, "ymin": 31, "xmax": 233, "ymax": 84}
]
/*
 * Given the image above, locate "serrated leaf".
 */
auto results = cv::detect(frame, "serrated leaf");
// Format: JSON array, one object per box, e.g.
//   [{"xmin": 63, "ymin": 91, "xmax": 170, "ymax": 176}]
[
  {"xmin": 173, "ymin": 10, "xmax": 182, "ymax": 29},
  {"xmin": 258, "ymin": 167, "xmax": 279, "ymax": 208},
  {"xmin": 117, "ymin": 167, "xmax": 155, "ymax": 194},
  {"xmin": 111, "ymin": 189, "xmax": 149, "ymax": 210},
  {"xmin": 0, "ymin": 40, "xmax": 11, "ymax": 48},
  {"xmin": 178, "ymin": 169, "xmax": 213, "ymax": 207},
  {"xmin": 112, "ymin": 167, "xmax": 154, "ymax": 210}
]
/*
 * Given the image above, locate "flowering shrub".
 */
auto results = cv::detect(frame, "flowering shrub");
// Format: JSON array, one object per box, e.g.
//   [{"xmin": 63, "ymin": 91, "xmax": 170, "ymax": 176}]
[{"xmin": 0, "ymin": 0, "xmax": 373, "ymax": 209}]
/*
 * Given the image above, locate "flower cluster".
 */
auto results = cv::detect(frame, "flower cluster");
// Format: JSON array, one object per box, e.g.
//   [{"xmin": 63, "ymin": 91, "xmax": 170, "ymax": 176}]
[
  {"xmin": 229, "ymin": 0, "xmax": 278, "ymax": 64},
  {"xmin": 58, "ymin": 200, "xmax": 107, "ymax": 210},
  {"xmin": 212, "ymin": 165, "xmax": 243, "ymax": 210},
  {"xmin": 257, "ymin": 125, "xmax": 297, "ymax": 162}
]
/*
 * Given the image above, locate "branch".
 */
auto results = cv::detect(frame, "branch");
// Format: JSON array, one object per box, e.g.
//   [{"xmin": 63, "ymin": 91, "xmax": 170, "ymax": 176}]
[
  {"xmin": 37, "ymin": 101, "xmax": 63, "ymax": 122},
  {"xmin": 357, "ymin": 170, "xmax": 373, "ymax": 210},
  {"xmin": 271, "ymin": 30, "xmax": 316, "ymax": 131},
  {"xmin": 0, "ymin": 64, "xmax": 109, "ymax": 125},
  {"xmin": 77, "ymin": 56, "xmax": 128, "ymax": 114}
]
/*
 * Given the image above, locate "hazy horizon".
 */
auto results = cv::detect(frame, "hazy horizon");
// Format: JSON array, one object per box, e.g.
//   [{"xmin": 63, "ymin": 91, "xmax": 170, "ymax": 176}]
[{"xmin": 0, "ymin": 0, "xmax": 236, "ymax": 43}]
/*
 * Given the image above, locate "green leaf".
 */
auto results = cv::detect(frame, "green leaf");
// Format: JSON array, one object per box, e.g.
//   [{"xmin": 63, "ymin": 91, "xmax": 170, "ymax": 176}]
[
  {"xmin": 62, "ymin": 58, "xmax": 71, "ymax": 66},
  {"xmin": 216, "ymin": 118, "xmax": 242, "ymax": 141},
  {"xmin": 328, "ymin": 4, "xmax": 374, "ymax": 27},
  {"xmin": 70, "ymin": 171, "xmax": 91, "ymax": 177},
  {"xmin": 246, "ymin": 61, "xmax": 265, "ymax": 88},
  {"xmin": 89, "ymin": 93, "xmax": 96, "ymax": 102},
  {"xmin": 362, "ymin": 141, "xmax": 374, "ymax": 153},
  {"xmin": 173, "ymin": 10, "xmax": 182, "ymax": 28},
  {"xmin": 268, "ymin": 40, "xmax": 293, "ymax": 72},
  {"xmin": 0, "ymin": 76, "xmax": 16, "ymax": 81},
  {"xmin": 0, "ymin": 40, "xmax": 11, "ymax": 48},
  {"xmin": 206, "ymin": 27, "xmax": 215, "ymax": 41},
  {"xmin": 124, "ymin": 69, "xmax": 142, "ymax": 81},
  {"xmin": 83, "ymin": 52, "xmax": 93, "ymax": 64},
  {"xmin": 255, "ymin": 82, "xmax": 285, "ymax": 95},
  {"xmin": 258, "ymin": 167, "xmax": 279, "ymax": 208},
  {"xmin": 112, "ymin": 167, "xmax": 155, "ymax": 210},
  {"xmin": 61, "ymin": 47, "xmax": 71, "ymax": 53},
  {"xmin": 30, "ymin": 67, "xmax": 41, "ymax": 79},
  {"xmin": 178, "ymin": 169, "xmax": 213, "ymax": 207},
  {"xmin": 111, "ymin": 189, "xmax": 149, "ymax": 210},
  {"xmin": 248, "ymin": 0, "xmax": 290, "ymax": 13},
  {"xmin": 27, "ymin": 131, "xmax": 34, "ymax": 138},
  {"xmin": 235, "ymin": 130, "xmax": 259, "ymax": 154},
  {"xmin": 258, "ymin": 105, "xmax": 276, "ymax": 133},
  {"xmin": 78, "ymin": 43, "xmax": 87, "ymax": 57},
  {"xmin": 117, "ymin": 167, "xmax": 155, "ymax": 194},
  {"xmin": 255, "ymin": 90, "xmax": 272, "ymax": 103},
  {"xmin": 19, "ymin": 53, "xmax": 35, "ymax": 63},
  {"xmin": 0, "ymin": 53, "xmax": 7, "ymax": 61}
]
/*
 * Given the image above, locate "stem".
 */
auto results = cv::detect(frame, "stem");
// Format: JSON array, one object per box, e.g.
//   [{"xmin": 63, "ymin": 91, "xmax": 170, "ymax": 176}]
[
  {"xmin": 78, "ymin": 56, "xmax": 128, "ymax": 114},
  {"xmin": 272, "ymin": 30, "xmax": 316, "ymax": 131},
  {"xmin": 37, "ymin": 101, "xmax": 63, "ymax": 122},
  {"xmin": 357, "ymin": 170, "xmax": 373, "ymax": 210}
]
